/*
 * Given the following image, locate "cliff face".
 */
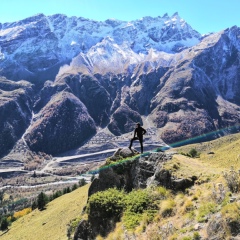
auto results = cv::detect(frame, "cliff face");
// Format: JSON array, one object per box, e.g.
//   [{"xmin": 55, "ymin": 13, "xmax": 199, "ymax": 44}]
[
  {"xmin": 149, "ymin": 28, "xmax": 240, "ymax": 143},
  {"xmin": 0, "ymin": 77, "xmax": 33, "ymax": 157}
]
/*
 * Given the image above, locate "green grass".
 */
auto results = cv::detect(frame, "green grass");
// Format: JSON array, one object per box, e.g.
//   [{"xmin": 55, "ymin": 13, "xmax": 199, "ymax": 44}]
[
  {"xmin": 196, "ymin": 201, "xmax": 217, "ymax": 223},
  {"xmin": 0, "ymin": 184, "xmax": 89, "ymax": 240}
]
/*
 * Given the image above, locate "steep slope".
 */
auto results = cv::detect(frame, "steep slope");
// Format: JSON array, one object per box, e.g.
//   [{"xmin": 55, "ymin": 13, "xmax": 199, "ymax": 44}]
[
  {"xmin": 75, "ymin": 133, "xmax": 240, "ymax": 240},
  {"xmin": 24, "ymin": 91, "xmax": 96, "ymax": 154},
  {"xmin": 0, "ymin": 77, "xmax": 33, "ymax": 157},
  {"xmin": 0, "ymin": 184, "xmax": 89, "ymax": 240},
  {"xmin": 149, "ymin": 27, "xmax": 240, "ymax": 143}
]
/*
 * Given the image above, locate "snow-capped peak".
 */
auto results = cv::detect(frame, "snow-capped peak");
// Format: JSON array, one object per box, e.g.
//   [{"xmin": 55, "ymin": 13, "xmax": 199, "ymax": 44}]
[{"xmin": 0, "ymin": 12, "xmax": 203, "ymax": 80}]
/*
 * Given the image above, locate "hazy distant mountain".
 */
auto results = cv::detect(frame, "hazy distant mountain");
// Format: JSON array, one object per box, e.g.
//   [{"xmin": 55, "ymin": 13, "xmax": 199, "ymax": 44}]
[{"xmin": 0, "ymin": 13, "xmax": 239, "ymax": 156}]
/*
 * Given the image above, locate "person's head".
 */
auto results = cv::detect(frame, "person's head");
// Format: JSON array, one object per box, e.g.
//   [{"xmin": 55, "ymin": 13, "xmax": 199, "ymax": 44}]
[{"xmin": 136, "ymin": 123, "xmax": 141, "ymax": 127}]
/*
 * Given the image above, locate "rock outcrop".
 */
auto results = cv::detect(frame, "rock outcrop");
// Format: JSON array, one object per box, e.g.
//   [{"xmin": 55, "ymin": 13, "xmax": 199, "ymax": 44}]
[
  {"xmin": 75, "ymin": 148, "xmax": 197, "ymax": 239},
  {"xmin": 89, "ymin": 149, "xmax": 197, "ymax": 196}
]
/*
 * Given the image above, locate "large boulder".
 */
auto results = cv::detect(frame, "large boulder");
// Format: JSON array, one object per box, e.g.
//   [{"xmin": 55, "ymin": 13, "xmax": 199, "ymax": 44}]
[{"xmin": 108, "ymin": 147, "xmax": 139, "ymax": 161}]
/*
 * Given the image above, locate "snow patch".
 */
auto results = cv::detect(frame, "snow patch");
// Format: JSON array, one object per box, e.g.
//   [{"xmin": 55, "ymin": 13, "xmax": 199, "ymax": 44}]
[{"xmin": 71, "ymin": 41, "xmax": 77, "ymax": 46}]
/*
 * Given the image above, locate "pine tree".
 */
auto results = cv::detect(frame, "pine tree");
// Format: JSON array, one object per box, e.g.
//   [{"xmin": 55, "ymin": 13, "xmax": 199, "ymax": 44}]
[
  {"xmin": 31, "ymin": 200, "xmax": 37, "ymax": 210},
  {"xmin": 37, "ymin": 192, "xmax": 48, "ymax": 210},
  {"xmin": 72, "ymin": 183, "xmax": 78, "ymax": 191},
  {"xmin": 0, "ymin": 217, "xmax": 9, "ymax": 231},
  {"xmin": 53, "ymin": 190, "xmax": 62, "ymax": 199},
  {"xmin": 79, "ymin": 178, "xmax": 86, "ymax": 187},
  {"xmin": 66, "ymin": 187, "xmax": 71, "ymax": 193},
  {"xmin": 0, "ymin": 191, "xmax": 4, "ymax": 206}
]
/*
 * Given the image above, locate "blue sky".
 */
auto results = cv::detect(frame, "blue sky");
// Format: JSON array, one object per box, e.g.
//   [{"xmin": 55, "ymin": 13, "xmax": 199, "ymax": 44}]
[{"xmin": 0, "ymin": 0, "xmax": 239, "ymax": 34}]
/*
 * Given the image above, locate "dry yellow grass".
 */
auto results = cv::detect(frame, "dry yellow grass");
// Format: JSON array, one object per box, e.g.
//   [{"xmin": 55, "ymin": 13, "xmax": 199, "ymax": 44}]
[
  {"xmin": 173, "ymin": 132, "xmax": 240, "ymax": 169},
  {"xmin": 105, "ymin": 133, "xmax": 240, "ymax": 239},
  {"xmin": 0, "ymin": 184, "xmax": 89, "ymax": 240}
]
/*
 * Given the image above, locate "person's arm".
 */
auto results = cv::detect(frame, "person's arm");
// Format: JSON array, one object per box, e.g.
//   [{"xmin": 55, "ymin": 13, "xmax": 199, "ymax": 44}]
[{"xmin": 142, "ymin": 128, "xmax": 146, "ymax": 135}]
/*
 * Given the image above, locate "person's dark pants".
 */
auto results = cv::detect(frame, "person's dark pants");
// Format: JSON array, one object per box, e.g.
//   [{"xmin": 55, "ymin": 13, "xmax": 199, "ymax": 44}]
[{"xmin": 129, "ymin": 136, "xmax": 143, "ymax": 153}]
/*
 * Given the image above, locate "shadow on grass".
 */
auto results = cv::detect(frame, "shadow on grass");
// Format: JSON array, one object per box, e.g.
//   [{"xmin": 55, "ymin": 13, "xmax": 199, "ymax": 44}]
[{"xmin": 0, "ymin": 228, "xmax": 10, "ymax": 236}]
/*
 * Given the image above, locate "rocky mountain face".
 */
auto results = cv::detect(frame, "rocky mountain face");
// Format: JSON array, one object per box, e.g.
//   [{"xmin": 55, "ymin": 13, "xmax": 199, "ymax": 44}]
[
  {"xmin": 0, "ymin": 12, "xmax": 200, "ymax": 82},
  {"xmin": 0, "ymin": 77, "xmax": 33, "ymax": 157},
  {"xmin": 0, "ymin": 13, "xmax": 240, "ymax": 157},
  {"xmin": 24, "ymin": 91, "xmax": 96, "ymax": 154}
]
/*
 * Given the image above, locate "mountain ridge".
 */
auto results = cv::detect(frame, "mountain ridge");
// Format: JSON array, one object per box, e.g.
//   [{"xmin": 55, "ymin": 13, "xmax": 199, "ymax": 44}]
[
  {"xmin": 0, "ymin": 12, "xmax": 201, "ymax": 81},
  {"xmin": 0, "ymin": 13, "xmax": 240, "ymax": 158}
]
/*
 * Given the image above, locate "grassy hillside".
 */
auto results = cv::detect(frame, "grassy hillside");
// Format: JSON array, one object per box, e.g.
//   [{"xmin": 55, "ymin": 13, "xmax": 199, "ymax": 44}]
[
  {"xmin": 162, "ymin": 133, "xmax": 240, "ymax": 181},
  {"xmin": 0, "ymin": 184, "xmax": 89, "ymax": 240},
  {"xmin": 1, "ymin": 133, "xmax": 240, "ymax": 240},
  {"xmin": 103, "ymin": 133, "xmax": 240, "ymax": 239}
]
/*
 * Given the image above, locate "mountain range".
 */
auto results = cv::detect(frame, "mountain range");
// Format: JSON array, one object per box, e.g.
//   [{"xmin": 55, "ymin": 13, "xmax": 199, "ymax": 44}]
[{"xmin": 0, "ymin": 12, "xmax": 240, "ymax": 157}]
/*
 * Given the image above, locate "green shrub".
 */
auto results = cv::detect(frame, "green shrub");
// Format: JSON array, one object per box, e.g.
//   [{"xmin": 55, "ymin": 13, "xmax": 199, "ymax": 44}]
[
  {"xmin": 189, "ymin": 148, "xmax": 197, "ymax": 157},
  {"xmin": 87, "ymin": 188, "xmax": 125, "ymax": 218},
  {"xmin": 122, "ymin": 189, "xmax": 158, "ymax": 230},
  {"xmin": 193, "ymin": 231, "xmax": 201, "ymax": 240},
  {"xmin": 197, "ymin": 202, "xmax": 217, "ymax": 222},
  {"xmin": 180, "ymin": 149, "xmax": 200, "ymax": 158},
  {"xmin": 124, "ymin": 189, "xmax": 152, "ymax": 213},
  {"xmin": 86, "ymin": 188, "xmax": 159, "ymax": 230},
  {"xmin": 122, "ymin": 211, "xmax": 142, "ymax": 229}
]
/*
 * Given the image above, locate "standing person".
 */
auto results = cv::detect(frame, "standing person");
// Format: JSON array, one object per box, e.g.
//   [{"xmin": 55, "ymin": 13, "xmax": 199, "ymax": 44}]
[{"xmin": 129, "ymin": 123, "xmax": 146, "ymax": 153}]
